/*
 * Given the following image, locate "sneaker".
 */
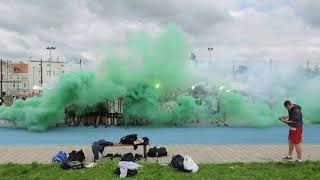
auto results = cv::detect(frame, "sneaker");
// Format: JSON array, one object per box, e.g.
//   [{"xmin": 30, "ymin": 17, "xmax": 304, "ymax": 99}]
[
  {"xmin": 85, "ymin": 162, "xmax": 97, "ymax": 168},
  {"xmin": 282, "ymin": 156, "xmax": 293, "ymax": 161},
  {"xmin": 296, "ymin": 159, "xmax": 303, "ymax": 163}
]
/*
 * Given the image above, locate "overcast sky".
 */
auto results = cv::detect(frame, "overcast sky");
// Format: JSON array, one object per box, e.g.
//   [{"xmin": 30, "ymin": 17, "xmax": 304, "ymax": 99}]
[{"xmin": 0, "ymin": 0, "xmax": 319, "ymax": 63}]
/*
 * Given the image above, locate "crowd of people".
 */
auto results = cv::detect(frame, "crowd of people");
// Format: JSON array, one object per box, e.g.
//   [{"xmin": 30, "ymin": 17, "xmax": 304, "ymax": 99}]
[
  {"xmin": 64, "ymin": 100, "xmax": 124, "ymax": 128},
  {"xmin": 0, "ymin": 93, "xmax": 42, "ymax": 106},
  {"xmin": 0, "ymin": 95, "xmax": 29, "ymax": 106}
]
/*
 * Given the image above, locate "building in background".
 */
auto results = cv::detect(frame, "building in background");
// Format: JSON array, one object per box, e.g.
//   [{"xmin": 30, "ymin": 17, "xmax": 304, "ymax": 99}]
[
  {"xmin": 0, "ymin": 59, "xmax": 79, "ymax": 96},
  {"xmin": 9, "ymin": 62, "xmax": 29, "ymax": 95},
  {"xmin": 29, "ymin": 60, "xmax": 66, "ymax": 90}
]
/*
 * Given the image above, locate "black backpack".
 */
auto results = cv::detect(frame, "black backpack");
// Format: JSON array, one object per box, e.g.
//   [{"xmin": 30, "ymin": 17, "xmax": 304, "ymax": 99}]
[
  {"xmin": 120, "ymin": 134, "xmax": 137, "ymax": 144},
  {"xmin": 67, "ymin": 150, "xmax": 85, "ymax": 162},
  {"xmin": 170, "ymin": 155, "xmax": 191, "ymax": 173},
  {"xmin": 147, "ymin": 146, "xmax": 168, "ymax": 157},
  {"xmin": 67, "ymin": 150, "xmax": 77, "ymax": 161},
  {"xmin": 121, "ymin": 153, "xmax": 135, "ymax": 162},
  {"xmin": 76, "ymin": 150, "xmax": 85, "ymax": 162}
]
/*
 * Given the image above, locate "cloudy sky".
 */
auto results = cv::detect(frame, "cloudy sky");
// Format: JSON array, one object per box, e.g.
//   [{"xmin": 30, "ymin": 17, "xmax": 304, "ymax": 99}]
[{"xmin": 0, "ymin": 0, "xmax": 319, "ymax": 63}]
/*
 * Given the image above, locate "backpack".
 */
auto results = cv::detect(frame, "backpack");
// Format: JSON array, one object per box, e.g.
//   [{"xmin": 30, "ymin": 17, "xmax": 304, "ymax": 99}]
[
  {"xmin": 52, "ymin": 151, "xmax": 67, "ymax": 163},
  {"xmin": 120, "ymin": 134, "xmax": 137, "ymax": 144},
  {"xmin": 67, "ymin": 150, "xmax": 77, "ymax": 161},
  {"xmin": 68, "ymin": 150, "xmax": 85, "ymax": 162},
  {"xmin": 158, "ymin": 147, "xmax": 168, "ymax": 157},
  {"xmin": 76, "ymin": 150, "xmax": 85, "ymax": 162},
  {"xmin": 147, "ymin": 146, "xmax": 168, "ymax": 157},
  {"xmin": 121, "ymin": 153, "xmax": 135, "ymax": 162},
  {"xmin": 170, "ymin": 155, "xmax": 191, "ymax": 172},
  {"xmin": 61, "ymin": 161, "xmax": 84, "ymax": 170}
]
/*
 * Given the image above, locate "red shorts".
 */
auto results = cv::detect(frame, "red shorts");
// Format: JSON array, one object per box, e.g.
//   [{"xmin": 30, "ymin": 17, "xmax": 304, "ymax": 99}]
[{"xmin": 288, "ymin": 126, "xmax": 303, "ymax": 144}]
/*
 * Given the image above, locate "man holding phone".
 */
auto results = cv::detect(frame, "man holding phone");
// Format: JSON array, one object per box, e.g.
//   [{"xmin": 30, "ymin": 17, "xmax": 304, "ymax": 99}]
[{"xmin": 281, "ymin": 100, "xmax": 303, "ymax": 163}]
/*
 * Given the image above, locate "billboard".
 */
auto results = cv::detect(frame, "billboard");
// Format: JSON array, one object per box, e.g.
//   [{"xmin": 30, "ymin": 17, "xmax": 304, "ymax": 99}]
[{"xmin": 11, "ymin": 64, "xmax": 28, "ymax": 73}]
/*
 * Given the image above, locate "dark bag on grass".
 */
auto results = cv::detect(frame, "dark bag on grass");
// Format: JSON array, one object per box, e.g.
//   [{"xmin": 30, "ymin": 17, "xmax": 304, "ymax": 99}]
[
  {"xmin": 67, "ymin": 150, "xmax": 85, "ymax": 162},
  {"xmin": 121, "ymin": 153, "xmax": 135, "ymax": 162},
  {"xmin": 147, "ymin": 146, "xmax": 168, "ymax": 157},
  {"xmin": 120, "ymin": 134, "xmax": 137, "ymax": 144},
  {"xmin": 61, "ymin": 161, "xmax": 84, "ymax": 170},
  {"xmin": 114, "ymin": 167, "xmax": 137, "ymax": 177},
  {"xmin": 67, "ymin": 150, "xmax": 77, "ymax": 161},
  {"xmin": 76, "ymin": 150, "xmax": 85, "ymax": 162},
  {"xmin": 170, "ymin": 155, "xmax": 191, "ymax": 172}
]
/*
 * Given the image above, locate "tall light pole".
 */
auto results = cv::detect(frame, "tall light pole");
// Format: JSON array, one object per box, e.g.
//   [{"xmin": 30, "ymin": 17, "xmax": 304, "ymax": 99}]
[
  {"xmin": 40, "ymin": 59, "xmax": 43, "ymax": 87},
  {"xmin": 46, "ymin": 46, "xmax": 56, "ymax": 61},
  {"xmin": 46, "ymin": 46, "xmax": 55, "ymax": 77},
  {"xmin": 208, "ymin": 47, "xmax": 213, "ymax": 62}
]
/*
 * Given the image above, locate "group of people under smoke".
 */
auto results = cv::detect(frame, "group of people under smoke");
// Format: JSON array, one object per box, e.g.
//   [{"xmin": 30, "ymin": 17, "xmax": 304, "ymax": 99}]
[
  {"xmin": 63, "ymin": 92, "xmax": 230, "ymax": 128},
  {"xmin": 64, "ymin": 100, "xmax": 124, "ymax": 128},
  {"xmin": 0, "ymin": 95, "xmax": 29, "ymax": 106}
]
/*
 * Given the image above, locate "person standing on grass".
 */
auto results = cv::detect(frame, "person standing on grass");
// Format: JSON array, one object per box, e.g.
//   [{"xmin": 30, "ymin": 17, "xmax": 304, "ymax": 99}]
[{"xmin": 281, "ymin": 100, "xmax": 303, "ymax": 163}]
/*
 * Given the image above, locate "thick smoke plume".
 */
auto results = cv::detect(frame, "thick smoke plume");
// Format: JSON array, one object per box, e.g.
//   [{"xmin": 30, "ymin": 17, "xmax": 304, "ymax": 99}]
[{"xmin": 0, "ymin": 26, "xmax": 319, "ymax": 131}]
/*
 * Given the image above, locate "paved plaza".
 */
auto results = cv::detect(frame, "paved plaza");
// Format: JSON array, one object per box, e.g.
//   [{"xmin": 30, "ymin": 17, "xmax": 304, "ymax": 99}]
[{"xmin": 0, "ymin": 144, "xmax": 319, "ymax": 164}]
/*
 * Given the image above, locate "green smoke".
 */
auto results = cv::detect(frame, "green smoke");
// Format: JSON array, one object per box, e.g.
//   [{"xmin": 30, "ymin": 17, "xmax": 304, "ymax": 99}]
[
  {"xmin": 219, "ymin": 92, "xmax": 278, "ymax": 127},
  {"xmin": 0, "ymin": 26, "xmax": 319, "ymax": 131},
  {"xmin": 0, "ymin": 26, "xmax": 195, "ymax": 131},
  {"xmin": 0, "ymin": 72, "xmax": 95, "ymax": 131}
]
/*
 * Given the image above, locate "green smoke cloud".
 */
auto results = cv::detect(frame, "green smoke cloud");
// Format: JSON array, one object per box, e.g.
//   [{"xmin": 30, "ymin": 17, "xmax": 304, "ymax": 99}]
[
  {"xmin": 0, "ymin": 26, "xmax": 195, "ymax": 131},
  {"xmin": 0, "ymin": 26, "xmax": 319, "ymax": 131}
]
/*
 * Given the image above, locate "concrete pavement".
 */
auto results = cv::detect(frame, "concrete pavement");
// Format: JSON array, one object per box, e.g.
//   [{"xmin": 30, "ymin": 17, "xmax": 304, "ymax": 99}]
[{"xmin": 0, "ymin": 144, "xmax": 319, "ymax": 164}]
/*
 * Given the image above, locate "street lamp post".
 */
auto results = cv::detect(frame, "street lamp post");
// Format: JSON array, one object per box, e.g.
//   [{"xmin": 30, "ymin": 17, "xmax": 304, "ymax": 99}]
[
  {"xmin": 46, "ymin": 46, "xmax": 56, "ymax": 61},
  {"xmin": 46, "ymin": 46, "xmax": 55, "ymax": 77},
  {"xmin": 40, "ymin": 59, "xmax": 43, "ymax": 87},
  {"xmin": 208, "ymin": 47, "xmax": 213, "ymax": 62}
]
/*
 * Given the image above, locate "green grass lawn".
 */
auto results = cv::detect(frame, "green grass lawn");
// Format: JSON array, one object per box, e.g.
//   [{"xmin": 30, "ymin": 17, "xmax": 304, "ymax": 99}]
[{"xmin": 1, "ymin": 161, "xmax": 320, "ymax": 180}]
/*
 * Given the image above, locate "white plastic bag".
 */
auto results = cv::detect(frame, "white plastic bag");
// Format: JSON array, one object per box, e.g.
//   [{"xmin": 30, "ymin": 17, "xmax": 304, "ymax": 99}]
[{"xmin": 183, "ymin": 155, "xmax": 199, "ymax": 173}]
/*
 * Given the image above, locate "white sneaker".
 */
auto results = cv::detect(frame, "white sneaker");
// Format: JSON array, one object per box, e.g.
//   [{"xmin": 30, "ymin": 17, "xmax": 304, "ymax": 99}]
[{"xmin": 85, "ymin": 162, "xmax": 97, "ymax": 168}]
